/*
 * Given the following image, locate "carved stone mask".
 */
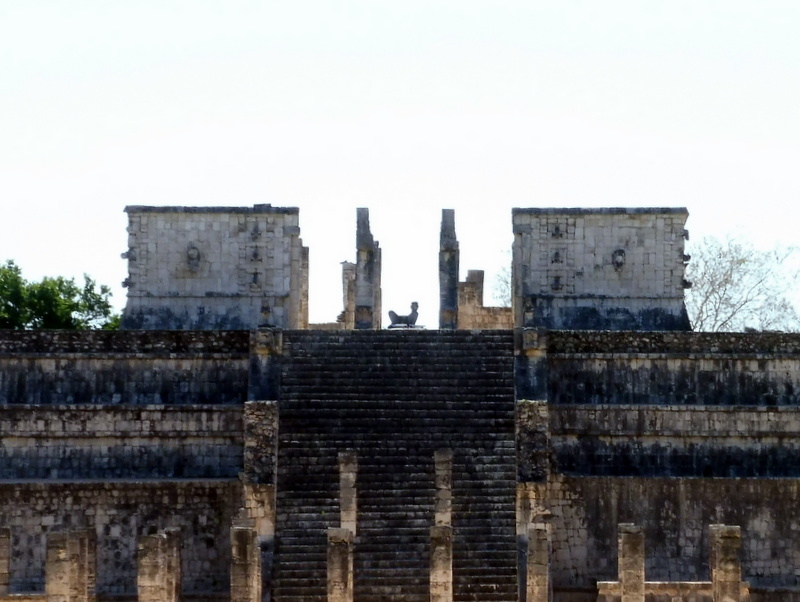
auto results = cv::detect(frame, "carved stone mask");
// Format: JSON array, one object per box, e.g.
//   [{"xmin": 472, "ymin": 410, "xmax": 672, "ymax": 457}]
[
  {"xmin": 187, "ymin": 245, "xmax": 201, "ymax": 271},
  {"xmin": 612, "ymin": 249, "xmax": 626, "ymax": 271}
]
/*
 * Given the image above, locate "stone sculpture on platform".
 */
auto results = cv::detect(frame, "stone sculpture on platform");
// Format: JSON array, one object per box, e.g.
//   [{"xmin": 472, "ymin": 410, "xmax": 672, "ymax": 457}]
[{"xmin": 388, "ymin": 302, "xmax": 419, "ymax": 328}]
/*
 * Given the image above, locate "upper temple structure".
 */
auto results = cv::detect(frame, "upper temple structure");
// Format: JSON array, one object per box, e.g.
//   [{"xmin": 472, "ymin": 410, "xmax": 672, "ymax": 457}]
[
  {"xmin": 512, "ymin": 208, "xmax": 691, "ymax": 330},
  {"xmin": 119, "ymin": 205, "xmax": 691, "ymax": 332},
  {"xmin": 120, "ymin": 205, "xmax": 309, "ymax": 330},
  {"xmin": 2, "ymin": 204, "xmax": 798, "ymax": 602}
]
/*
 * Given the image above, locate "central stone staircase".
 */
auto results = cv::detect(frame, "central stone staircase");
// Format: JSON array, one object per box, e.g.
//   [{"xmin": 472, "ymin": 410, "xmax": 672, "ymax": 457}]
[{"xmin": 271, "ymin": 329, "xmax": 518, "ymax": 602}]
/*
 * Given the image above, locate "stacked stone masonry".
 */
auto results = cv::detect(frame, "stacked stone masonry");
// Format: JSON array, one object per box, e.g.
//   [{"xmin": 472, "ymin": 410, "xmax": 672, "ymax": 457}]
[
  {"xmin": 512, "ymin": 208, "xmax": 691, "ymax": 330},
  {"xmin": 121, "ymin": 205, "xmax": 308, "ymax": 330},
  {"xmin": 516, "ymin": 329, "xmax": 800, "ymax": 601},
  {"xmin": 5, "ymin": 206, "xmax": 800, "ymax": 602},
  {"xmin": 3, "ymin": 325, "xmax": 800, "ymax": 599},
  {"xmin": 272, "ymin": 330, "xmax": 518, "ymax": 602}
]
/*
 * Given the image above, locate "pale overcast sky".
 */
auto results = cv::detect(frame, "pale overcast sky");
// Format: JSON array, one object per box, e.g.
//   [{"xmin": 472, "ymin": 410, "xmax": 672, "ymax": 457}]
[{"xmin": 1, "ymin": 1, "xmax": 799, "ymax": 324}]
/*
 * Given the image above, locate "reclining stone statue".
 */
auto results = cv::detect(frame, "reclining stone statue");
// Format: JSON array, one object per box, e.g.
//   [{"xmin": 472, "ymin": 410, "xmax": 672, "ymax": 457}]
[{"xmin": 388, "ymin": 302, "xmax": 419, "ymax": 328}]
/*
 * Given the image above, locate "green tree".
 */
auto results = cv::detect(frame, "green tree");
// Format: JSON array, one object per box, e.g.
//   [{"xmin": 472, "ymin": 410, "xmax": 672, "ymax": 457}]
[
  {"xmin": 0, "ymin": 261, "xmax": 27, "ymax": 329},
  {"xmin": 0, "ymin": 260, "xmax": 118, "ymax": 329}
]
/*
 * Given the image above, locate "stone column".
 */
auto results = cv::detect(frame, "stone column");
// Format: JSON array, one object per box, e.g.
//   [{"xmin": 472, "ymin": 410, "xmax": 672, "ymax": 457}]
[
  {"xmin": 434, "ymin": 449, "xmax": 452, "ymax": 528},
  {"xmin": 327, "ymin": 528, "xmax": 354, "ymax": 602},
  {"xmin": 83, "ymin": 530, "xmax": 96, "ymax": 602},
  {"xmin": 46, "ymin": 532, "xmax": 90, "ymax": 602},
  {"xmin": 46, "ymin": 533, "xmax": 71, "ymax": 602},
  {"xmin": 430, "ymin": 526, "xmax": 453, "ymax": 602},
  {"xmin": 70, "ymin": 531, "xmax": 95, "ymax": 602},
  {"xmin": 618, "ymin": 524, "xmax": 645, "ymax": 602},
  {"xmin": 526, "ymin": 523, "xmax": 551, "ymax": 602},
  {"xmin": 164, "ymin": 529, "xmax": 181, "ymax": 602},
  {"xmin": 339, "ymin": 451, "xmax": 358, "ymax": 535},
  {"xmin": 341, "ymin": 261, "xmax": 356, "ymax": 329},
  {"xmin": 231, "ymin": 527, "xmax": 261, "ymax": 602},
  {"xmin": 242, "ymin": 484, "xmax": 276, "ymax": 601},
  {"xmin": 0, "ymin": 527, "xmax": 10, "ymax": 595},
  {"xmin": 710, "ymin": 525, "xmax": 743, "ymax": 602},
  {"xmin": 354, "ymin": 208, "xmax": 382, "ymax": 329},
  {"xmin": 137, "ymin": 531, "xmax": 182, "ymax": 602},
  {"xmin": 439, "ymin": 209, "xmax": 459, "ymax": 330}
]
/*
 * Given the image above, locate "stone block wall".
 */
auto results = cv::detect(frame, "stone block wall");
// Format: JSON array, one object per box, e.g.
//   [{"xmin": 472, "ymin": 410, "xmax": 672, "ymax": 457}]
[
  {"xmin": 550, "ymin": 405, "xmax": 800, "ymax": 477},
  {"xmin": 457, "ymin": 270, "xmax": 513, "ymax": 330},
  {"xmin": 516, "ymin": 328, "xmax": 800, "ymax": 601},
  {"xmin": 0, "ymin": 481, "xmax": 240, "ymax": 596},
  {"xmin": 524, "ymin": 476, "xmax": 800, "ymax": 594},
  {"xmin": 0, "ymin": 331, "xmax": 248, "ymax": 405},
  {"xmin": 0, "ymin": 405, "xmax": 242, "ymax": 479},
  {"xmin": 121, "ymin": 205, "xmax": 308, "ymax": 330},
  {"xmin": 512, "ymin": 208, "xmax": 691, "ymax": 330},
  {"xmin": 519, "ymin": 330, "xmax": 800, "ymax": 405}
]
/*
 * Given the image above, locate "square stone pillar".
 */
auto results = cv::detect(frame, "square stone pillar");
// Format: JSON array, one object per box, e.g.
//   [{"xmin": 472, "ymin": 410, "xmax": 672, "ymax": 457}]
[
  {"xmin": 231, "ymin": 526, "xmax": 261, "ymax": 602},
  {"xmin": 242, "ymin": 483, "xmax": 276, "ymax": 601},
  {"xmin": 339, "ymin": 451, "xmax": 358, "ymax": 535},
  {"xmin": 0, "ymin": 527, "xmax": 10, "ymax": 595},
  {"xmin": 164, "ymin": 529, "xmax": 181, "ymax": 602},
  {"xmin": 710, "ymin": 525, "xmax": 744, "ymax": 602},
  {"xmin": 439, "ymin": 209, "xmax": 459, "ymax": 330},
  {"xmin": 434, "ymin": 449, "xmax": 452, "ymax": 527},
  {"xmin": 137, "ymin": 531, "xmax": 182, "ymax": 602},
  {"xmin": 430, "ymin": 525, "xmax": 453, "ymax": 602},
  {"xmin": 327, "ymin": 528, "xmax": 354, "ymax": 602},
  {"xmin": 526, "ymin": 524, "xmax": 551, "ymax": 602},
  {"xmin": 46, "ymin": 532, "xmax": 90, "ymax": 602},
  {"xmin": 46, "ymin": 533, "xmax": 71, "ymax": 602},
  {"xmin": 618, "ymin": 524, "xmax": 645, "ymax": 602},
  {"xmin": 354, "ymin": 208, "xmax": 381, "ymax": 329}
]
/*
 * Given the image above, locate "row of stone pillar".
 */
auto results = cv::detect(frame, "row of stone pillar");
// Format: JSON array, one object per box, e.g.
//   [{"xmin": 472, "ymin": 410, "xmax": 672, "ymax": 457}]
[
  {"xmin": 525, "ymin": 522, "xmax": 749, "ymax": 602},
  {"xmin": 327, "ymin": 449, "xmax": 454, "ymax": 602},
  {"xmin": 0, "ymin": 525, "xmax": 264, "ymax": 602},
  {"xmin": 140, "ymin": 525, "xmax": 264, "ymax": 602}
]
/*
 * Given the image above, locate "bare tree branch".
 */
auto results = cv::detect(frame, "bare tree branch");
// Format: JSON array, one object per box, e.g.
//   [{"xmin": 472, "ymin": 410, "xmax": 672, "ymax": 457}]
[{"xmin": 685, "ymin": 235, "xmax": 800, "ymax": 332}]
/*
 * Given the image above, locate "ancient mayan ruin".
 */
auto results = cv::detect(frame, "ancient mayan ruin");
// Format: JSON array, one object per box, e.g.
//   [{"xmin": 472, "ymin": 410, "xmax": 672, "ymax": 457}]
[{"xmin": 0, "ymin": 205, "xmax": 797, "ymax": 601}]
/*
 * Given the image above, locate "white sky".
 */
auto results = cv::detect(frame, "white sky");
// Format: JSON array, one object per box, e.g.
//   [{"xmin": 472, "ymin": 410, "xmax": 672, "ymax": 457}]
[{"xmin": 1, "ymin": 1, "xmax": 799, "ymax": 325}]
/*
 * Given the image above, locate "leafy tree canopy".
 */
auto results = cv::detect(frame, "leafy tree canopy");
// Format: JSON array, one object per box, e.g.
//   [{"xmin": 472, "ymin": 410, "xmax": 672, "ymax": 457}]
[
  {"xmin": 685, "ymin": 235, "xmax": 800, "ymax": 332},
  {"xmin": 0, "ymin": 260, "xmax": 119, "ymax": 330}
]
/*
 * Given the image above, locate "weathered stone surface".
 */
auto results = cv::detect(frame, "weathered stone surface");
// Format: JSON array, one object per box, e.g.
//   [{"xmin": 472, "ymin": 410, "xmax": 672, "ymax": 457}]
[
  {"xmin": 327, "ymin": 528, "xmax": 353, "ymax": 602},
  {"xmin": 230, "ymin": 526, "xmax": 260, "ymax": 602},
  {"xmin": 0, "ymin": 330, "xmax": 248, "ymax": 405},
  {"xmin": 0, "ymin": 405, "xmax": 242, "ymax": 479},
  {"xmin": 1, "ymin": 482, "xmax": 238, "ymax": 596},
  {"xmin": 438, "ymin": 209, "xmax": 459, "ymax": 331},
  {"xmin": 526, "ymin": 476, "xmax": 800, "ymax": 592},
  {"xmin": 457, "ymin": 270, "xmax": 513, "ymax": 330},
  {"xmin": 354, "ymin": 209, "xmax": 382, "ymax": 330},
  {"xmin": 242, "ymin": 401, "xmax": 278, "ymax": 485},
  {"xmin": 512, "ymin": 208, "xmax": 691, "ymax": 330},
  {"xmin": 121, "ymin": 205, "xmax": 308, "ymax": 330}
]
